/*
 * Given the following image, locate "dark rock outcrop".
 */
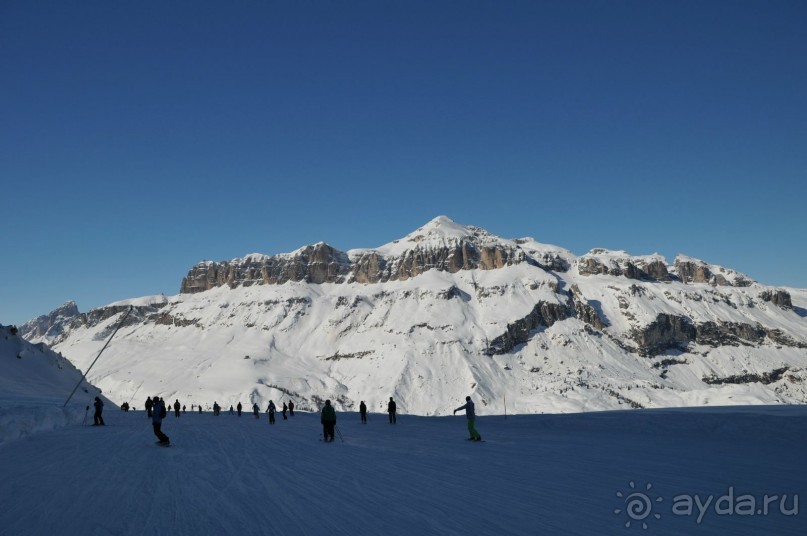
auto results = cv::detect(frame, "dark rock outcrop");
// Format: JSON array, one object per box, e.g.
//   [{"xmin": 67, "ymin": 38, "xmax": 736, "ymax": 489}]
[
  {"xmin": 675, "ymin": 258, "xmax": 752, "ymax": 287},
  {"xmin": 569, "ymin": 285, "xmax": 607, "ymax": 330},
  {"xmin": 629, "ymin": 314, "xmax": 697, "ymax": 356},
  {"xmin": 181, "ymin": 240, "xmax": 529, "ymax": 293},
  {"xmin": 577, "ymin": 253, "xmax": 670, "ymax": 282},
  {"xmin": 694, "ymin": 321, "xmax": 766, "ymax": 347},
  {"xmin": 486, "ymin": 301, "xmax": 572, "ymax": 355},
  {"xmin": 630, "ymin": 313, "xmax": 807, "ymax": 356},
  {"xmin": 181, "ymin": 243, "xmax": 352, "ymax": 293},
  {"xmin": 703, "ymin": 367, "xmax": 789, "ymax": 385},
  {"xmin": 759, "ymin": 289, "xmax": 793, "ymax": 309}
]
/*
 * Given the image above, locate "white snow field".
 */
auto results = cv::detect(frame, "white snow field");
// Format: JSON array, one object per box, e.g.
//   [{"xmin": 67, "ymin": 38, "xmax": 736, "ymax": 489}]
[{"xmin": 0, "ymin": 404, "xmax": 804, "ymax": 536}]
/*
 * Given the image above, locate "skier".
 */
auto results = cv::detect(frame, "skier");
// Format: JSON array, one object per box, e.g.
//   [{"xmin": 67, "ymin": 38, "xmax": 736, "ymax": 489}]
[
  {"xmin": 252, "ymin": 403, "xmax": 260, "ymax": 419},
  {"xmin": 360, "ymin": 401, "xmax": 367, "ymax": 424},
  {"xmin": 387, "ymin": 397, "xmax": 397, "ymax": 424},
  {"xmin": 237, "ymin": 402, "xmax": 242, "ymax": 417},
  {"xmin": 321, "ymin": 400, "xmax": 336, "ymax": 442},
  {"xmin": 145, "ymin": 396, "xmax": 154, "ymax": 418},
  {"xmin": 453, "ymin": 396, "xmax": 482, "ymax": 441},
  {"xmin": 213, "ymin": 402, "xmax": 220, "ymax": 416},
  {"xmin": 282, "ymin": 402, "xmax": 288, "ymax": 420},
  {"xmin": 174, "ymin": 399, "xmax": 181, "ymax": 417},
  {"xmin": 229, "ymin": 405, "xmax": 234, "ymax": 415},
  {"xmin": 288, "ymin": 400, "xmax": 294, "ymax": 416},
  {"xmin": 152, "ymin": 396, "xmax": 170, "ymax": 446},
  {"xmin": 267, "ymin": 400, "xmax": 276, "ymax": 424},
  {"xmin": 93, "ymin": 396, "xmax": 105, "ymax": 426}
]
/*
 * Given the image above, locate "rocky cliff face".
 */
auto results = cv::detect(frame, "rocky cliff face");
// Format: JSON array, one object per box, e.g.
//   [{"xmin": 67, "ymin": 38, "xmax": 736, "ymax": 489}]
[
  {"xmin": 19, "ymin": 299, "xmax": 167, "ymax": 345},
  {"xmin": 18, "ymin": 301, "xmax": 81, "ymax": 344},
  {"xmin": 577, "ymin": 250, "xmax": 671, "ymax": 282},
  {"xmin": 181, "ymin": 218, "xmax": 529, "ymax": 293},
  {"xmin": 181, "ymin": 244, "xmax": 352, "ymax": 293},
  {"xmin": 674, "ymin": 257, "xmax": 753, "ymax": 287}
]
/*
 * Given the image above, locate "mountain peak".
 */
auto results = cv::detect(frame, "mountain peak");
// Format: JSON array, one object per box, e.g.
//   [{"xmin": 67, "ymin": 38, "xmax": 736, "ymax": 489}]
[{"xmin": 367, "ymin": 216, "xmax": 510, "ymax": 258}]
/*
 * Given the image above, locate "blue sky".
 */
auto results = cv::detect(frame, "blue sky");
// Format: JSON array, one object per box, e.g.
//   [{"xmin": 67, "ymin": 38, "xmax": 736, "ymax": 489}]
[{"xmin": 2, "ymin": 0, "xmax": 805, "ymax": 326}]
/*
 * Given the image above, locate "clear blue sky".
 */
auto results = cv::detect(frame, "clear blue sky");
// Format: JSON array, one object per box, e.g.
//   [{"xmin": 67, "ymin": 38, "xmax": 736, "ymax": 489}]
[{"xmin": 2, "ymin": 0, "xmax": 806, "ymax": 326}]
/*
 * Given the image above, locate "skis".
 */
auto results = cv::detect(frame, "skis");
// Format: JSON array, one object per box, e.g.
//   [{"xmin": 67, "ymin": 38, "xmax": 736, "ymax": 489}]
[{"xmin": 155, "ymin": 441, "xmax": 172, "ymax": 447}]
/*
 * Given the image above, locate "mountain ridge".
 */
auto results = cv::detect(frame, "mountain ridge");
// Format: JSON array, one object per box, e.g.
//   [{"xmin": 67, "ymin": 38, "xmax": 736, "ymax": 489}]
[{"xmin": 17, "ymin": 216, "xmax": 807, "ymax": 415}]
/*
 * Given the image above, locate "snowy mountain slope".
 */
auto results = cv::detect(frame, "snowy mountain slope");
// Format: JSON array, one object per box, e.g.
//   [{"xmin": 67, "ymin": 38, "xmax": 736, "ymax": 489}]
[
  {"xmin": 0, "ymin": 324, "xmax": 106, "ymax": 445},
  {"xmin": 19, "ymin": 216, "xmax": 807, "ymax": 415}
]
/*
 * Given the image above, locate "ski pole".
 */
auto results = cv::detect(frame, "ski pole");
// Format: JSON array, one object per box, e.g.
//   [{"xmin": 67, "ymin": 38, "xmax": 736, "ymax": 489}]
[{"xmin": 335, "ymin": 424, "xmax": 344, "ymax": 443}]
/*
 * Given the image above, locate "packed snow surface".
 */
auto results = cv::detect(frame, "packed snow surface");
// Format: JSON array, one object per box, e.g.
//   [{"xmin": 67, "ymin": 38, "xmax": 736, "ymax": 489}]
[{"xmin": 1, "ymin": 406, "xmax": 804, "ymax": 535}]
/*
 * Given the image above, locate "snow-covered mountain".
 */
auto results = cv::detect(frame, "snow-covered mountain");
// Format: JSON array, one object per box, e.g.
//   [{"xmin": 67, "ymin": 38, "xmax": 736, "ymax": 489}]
[{"xmin": 19, "ymin": 216, "xmax": 807, "ymax": 415}]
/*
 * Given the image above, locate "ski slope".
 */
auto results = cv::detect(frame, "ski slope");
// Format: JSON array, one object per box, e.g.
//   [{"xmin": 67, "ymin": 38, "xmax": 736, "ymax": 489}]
[{"xmin": 1, "ymin": 405, "xmax": 804, "ymax": 535}]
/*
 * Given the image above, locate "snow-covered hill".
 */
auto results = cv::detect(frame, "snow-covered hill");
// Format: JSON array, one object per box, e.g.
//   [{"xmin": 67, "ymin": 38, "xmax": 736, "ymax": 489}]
[
  {"xmin": 0, "ymin": 324, "xmax": 106, "ymax": 445},
  {"xmin": 19, "ymin": 216, "xmax": 807, "ymax": 414}
]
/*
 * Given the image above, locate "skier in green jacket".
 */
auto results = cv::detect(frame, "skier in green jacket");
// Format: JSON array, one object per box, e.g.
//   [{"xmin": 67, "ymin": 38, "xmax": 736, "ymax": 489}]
[{"xmin": 454, "ymin": 396, "xmax": 482, "ymax": 441}]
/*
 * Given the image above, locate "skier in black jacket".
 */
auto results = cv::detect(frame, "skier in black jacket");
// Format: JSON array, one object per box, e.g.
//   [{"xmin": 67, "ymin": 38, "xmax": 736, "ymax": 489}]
[
  {"xmin": 360, "ymin": 401, "xmax": 367, "ymax": 423},
  {"xmin": 387, "ymin": 397, "xmax": 397, "ymax": 424},
  {"xmin": 93, "ymin": 397, "xmax": 105, "ymax": 426}
]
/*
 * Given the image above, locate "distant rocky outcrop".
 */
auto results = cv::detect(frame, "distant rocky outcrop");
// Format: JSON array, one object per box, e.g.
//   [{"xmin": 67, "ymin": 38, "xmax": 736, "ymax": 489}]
[
  {"xmin": 19, "ymin": 301, "xmax": 167, "ymax": 345},
  {"xmin": 577, "ymin": 251, "xmax": 670, "ymax": 282},
  {"xmin": 759, "ymin": 289, "xmax": 793, "ymax": 309},
  {"xmin": 351, "ymin": 241, "xmax": 525, "ymax": 284},
  {"xmin": 629, "ymin": 313, "xmax": 807, "ymax": 356},
  {"xmin": 181, "ymin": 243, "xmax": 352, "ymax": 293},
  {"xmin": 486, "ymin": 301, "xmax": 572, "ymax": 355},
  {"xmin": 674, "ymin": 257, "xmax": 753, "ymax": 287},
  {"xmin": 181, "ymin": 234, "xmax": 529, "ymax": 293},
  {"xmin": 18, "ymin": 301, "xmax": 81, "ymax": 344},
  {"xmin": 569, "ymin": 285, "xmax": 607, "ymax": 330}
]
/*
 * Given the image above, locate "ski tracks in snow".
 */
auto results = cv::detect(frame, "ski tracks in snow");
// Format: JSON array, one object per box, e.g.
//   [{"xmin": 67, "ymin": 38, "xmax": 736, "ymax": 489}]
[{"xmin": 0, "ymin": 407, "xmax": 805, "ymax": 535}]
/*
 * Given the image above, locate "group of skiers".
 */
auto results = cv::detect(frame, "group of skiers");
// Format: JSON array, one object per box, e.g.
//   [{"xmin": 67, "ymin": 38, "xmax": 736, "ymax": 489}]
[
  {"xmin": 144, "ymin": 396, "xmax": 186, "ymax": 418},
  {"xmin": 320, "ymin": 396, "xmax": 481, "ymax": 442},
  {"xmin": 354, "ymin": 397, "xmax": 397, "ymax": 425},
  {"xmin": 103, "ymin": 393, "xmax": 482, "ymax": 445}
]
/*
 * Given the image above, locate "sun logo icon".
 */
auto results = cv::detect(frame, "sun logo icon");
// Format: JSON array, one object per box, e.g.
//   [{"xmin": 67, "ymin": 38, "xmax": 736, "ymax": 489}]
[{"xmin": 614, "ymin": 481, "xmax": 663, "ymax": 529}]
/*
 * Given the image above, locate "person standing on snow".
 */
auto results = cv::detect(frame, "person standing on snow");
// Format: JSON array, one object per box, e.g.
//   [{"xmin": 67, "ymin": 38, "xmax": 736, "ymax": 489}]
[
  {"xmin": 93, "ymin": 396, "xmax": 105, "ymax": 426},
  {"xmin": 145, "ymin": 396, "xmax": 154, "ymax": 418},
  {"xmin": 267, "ymin": 400, "xmax": 276, "ymax": 424},
  {"xmin": 173, "ymin": 399, "xmax": 181, "ymax": 417},
  {"xmin": 252, "ymin": 403, "xmax": 260, "ymax": 419},
  {"xmin": 360, "ymin": 401, "xmax": 367, "ymax": 424},
  {"xmin": 387, "ymin": 397, "xmax": 397, "ymax": 424},
  {"xmin": 321, "ymin": 400, "xmax": 336, "ymax": 442},
  {"xmin": 453, "ymin": 396, "xmax": 482, "ymax": 441},
  {"xmin": 282, "ymin": 402, "xmax": 288, "ymax": 420},
  {"xmin": 152, "ymin": 397, "xmax": 170, "ymax": 445},
  {"xmin": 288, "ymin": 400, "xmax": 294, "ymax": 416},
  {"xmin": 237, "ymin": 402, "xmax": 242, "ymax": 417}
]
